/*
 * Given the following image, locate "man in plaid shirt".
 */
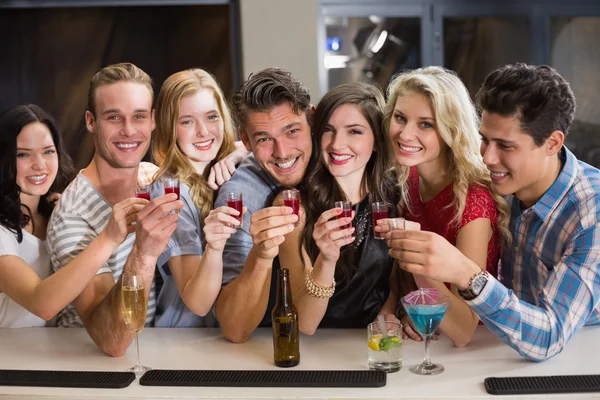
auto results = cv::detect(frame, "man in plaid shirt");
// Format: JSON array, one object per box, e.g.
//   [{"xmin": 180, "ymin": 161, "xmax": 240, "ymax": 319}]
[{"xmin": 388, "ymin": 63, "xmax": 600, "ymax": 361}]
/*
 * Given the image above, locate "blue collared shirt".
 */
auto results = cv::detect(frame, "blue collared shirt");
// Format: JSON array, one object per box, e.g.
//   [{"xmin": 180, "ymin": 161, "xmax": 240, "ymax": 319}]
[{"xmin": 468, "ymin": 147, "xmax": 600, "ymax": 361}]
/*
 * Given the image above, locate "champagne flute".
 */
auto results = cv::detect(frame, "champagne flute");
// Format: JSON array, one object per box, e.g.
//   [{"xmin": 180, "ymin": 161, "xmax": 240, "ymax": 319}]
[{"xmin": 121, "ymin": 273, "xmax": 150, "ymax": 375}]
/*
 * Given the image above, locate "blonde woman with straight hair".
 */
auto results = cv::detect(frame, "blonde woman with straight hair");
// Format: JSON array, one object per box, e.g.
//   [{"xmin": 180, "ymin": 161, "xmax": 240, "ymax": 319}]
[
  {"xmin": 151, "ymin": 68, "xmax": 247, "ymax": 327},
  {"xmin": 379, "ymin": 66, "xmax": 511, "ymax": 347}
]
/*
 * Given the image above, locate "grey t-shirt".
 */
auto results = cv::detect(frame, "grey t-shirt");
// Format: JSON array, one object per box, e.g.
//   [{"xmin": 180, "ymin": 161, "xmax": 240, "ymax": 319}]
[
  {"xmin": 47, "ymin": 163, "xmax": 160, "ymax": 327},
  {"xmin": 214, "ymin": 154, "xmax": 281, "ymax": 286},
  {"xmin": 155, "ymin": 182, "xmax": 218, "ymax": 327}
]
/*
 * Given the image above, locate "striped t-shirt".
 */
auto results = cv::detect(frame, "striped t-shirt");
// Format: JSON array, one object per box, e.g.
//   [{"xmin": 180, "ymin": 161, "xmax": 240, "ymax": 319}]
[{"xmin": 47, "ymin": 162, "xmax": 160, "ymax": 327}]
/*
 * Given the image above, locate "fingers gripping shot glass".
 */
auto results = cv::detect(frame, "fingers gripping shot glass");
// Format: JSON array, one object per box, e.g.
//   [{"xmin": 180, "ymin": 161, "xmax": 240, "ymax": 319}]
[
  {"xmin": 371, "ymin": 202, "xmax": 390, "ymax": 239},
  {"xmin": 401, "ymin": 288, "xmax": 451, "ymax": 375},
  {"xmin": 282, "ymin": 189, "xmax": 300, "ymax": 227},
  {"xmin": 226, "ymin": 192, "xmax": 244, "ymax": 228},
  {"xmin": 388, "ymin": 217, "xmax": 405, "ymax": 231},
  {"xmin": 334, "ymin": 201, "xmax": 352, "ymax": 230}
]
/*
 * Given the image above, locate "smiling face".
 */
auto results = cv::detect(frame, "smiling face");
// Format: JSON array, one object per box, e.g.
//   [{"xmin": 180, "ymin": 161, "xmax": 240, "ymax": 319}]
[
  {"xmin": 320, "ymin": 103, "xmax": 374, "ymax": 183},
  {"xmin": 241, "ymin": 102, "xmax": 312, "ymax": 186},
  {"xmin": 85, "ymin": 81, "xmax": 155, "ymax": 169},
  {"xmin": 16, "ymin": 122, "xmax": 59, "ymax": 199},
  {"xmin": 176, "ymin": 89, "xmax": 224, "ymax": 174},
  {"xmin": 388, "ymin": 92, "xmax": 447, "ymax": 172},
  {"xmin": 480, "ymin": 111, "xmax": 562, "ymax": 206}
]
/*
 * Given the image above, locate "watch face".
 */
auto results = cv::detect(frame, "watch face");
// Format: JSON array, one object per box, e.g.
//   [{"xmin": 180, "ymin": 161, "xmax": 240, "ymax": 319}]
[{"xmin": 471, "ymin": 275, "xmax": 488, "ymax": 294}]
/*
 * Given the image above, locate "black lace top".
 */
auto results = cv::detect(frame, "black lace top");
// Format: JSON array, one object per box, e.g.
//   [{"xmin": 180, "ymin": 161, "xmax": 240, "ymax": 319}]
[
  {"xmin": 259, "ymin": 198, "xmax": 394, "ymax": 329},
  {"xmin": 317, "ymin": 197, "xmax": 393, "ymax": 328}
]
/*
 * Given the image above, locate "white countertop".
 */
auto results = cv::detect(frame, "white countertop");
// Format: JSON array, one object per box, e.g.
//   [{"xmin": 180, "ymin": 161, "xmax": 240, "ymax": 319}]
[{"xmin": 0, "ymin": 325, "xmax": 598, "ymax": 399}]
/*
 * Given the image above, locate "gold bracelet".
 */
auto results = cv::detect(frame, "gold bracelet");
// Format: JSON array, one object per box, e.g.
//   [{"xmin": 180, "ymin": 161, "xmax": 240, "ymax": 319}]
[{"xmin": 304, "ymin": 267, "xmax": 336, "ymax": 299}]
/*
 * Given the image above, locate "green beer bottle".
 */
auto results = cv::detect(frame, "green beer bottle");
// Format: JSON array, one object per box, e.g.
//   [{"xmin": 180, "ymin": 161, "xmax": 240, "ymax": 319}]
[{"xmin": 271, "ymin": 268, "xmax": 300, "ymax": 367}]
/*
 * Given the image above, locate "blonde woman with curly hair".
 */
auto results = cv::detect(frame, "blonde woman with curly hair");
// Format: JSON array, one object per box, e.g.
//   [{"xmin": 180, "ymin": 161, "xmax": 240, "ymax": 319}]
[
  {"xmin": 152, "ymin": 68, "xmax": 247, "ymax": 327},
  {"xmin": 380, "ymin": 66, "xmax": 510, "ymax": 347}
]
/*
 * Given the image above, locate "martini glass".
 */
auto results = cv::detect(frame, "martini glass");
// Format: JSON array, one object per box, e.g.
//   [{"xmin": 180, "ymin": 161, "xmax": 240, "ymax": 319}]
[{"xmin": 401, "ymin": 288, "xmax": 451, "ymax": 375}]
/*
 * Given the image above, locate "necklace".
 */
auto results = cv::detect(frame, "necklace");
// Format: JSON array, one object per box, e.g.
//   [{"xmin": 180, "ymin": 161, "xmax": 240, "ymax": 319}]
[{"xmin": 351, "ymin": 201, "xmax": 371, "ymax": 249}]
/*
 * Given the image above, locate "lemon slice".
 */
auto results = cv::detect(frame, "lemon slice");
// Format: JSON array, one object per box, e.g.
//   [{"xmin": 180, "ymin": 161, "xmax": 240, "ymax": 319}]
[{"xmin": 368, "ymin": 340, "xmax": 379, "ymax": 351}]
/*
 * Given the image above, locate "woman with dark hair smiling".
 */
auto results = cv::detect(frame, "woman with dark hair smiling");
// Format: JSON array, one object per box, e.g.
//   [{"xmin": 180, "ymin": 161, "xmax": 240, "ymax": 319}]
[
  {"xmin": 278, "ymin": 82, "xmax": 403, "ymax": 333},
  {"xmin": 0, "ymin": 104, "xmax": 145, "ymax": 328}
]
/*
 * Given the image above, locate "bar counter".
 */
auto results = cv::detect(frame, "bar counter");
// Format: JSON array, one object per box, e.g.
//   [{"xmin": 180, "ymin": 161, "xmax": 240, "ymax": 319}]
[{"xmin": 0, "ymin": 325, "xmax": 598, "ymax": 399}]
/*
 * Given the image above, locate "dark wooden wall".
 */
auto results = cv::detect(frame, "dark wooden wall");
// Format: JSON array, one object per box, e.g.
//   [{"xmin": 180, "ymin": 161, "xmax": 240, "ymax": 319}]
[{"xmin": 0, "ymin": 5, "xmax": 233, "ymax": 170}]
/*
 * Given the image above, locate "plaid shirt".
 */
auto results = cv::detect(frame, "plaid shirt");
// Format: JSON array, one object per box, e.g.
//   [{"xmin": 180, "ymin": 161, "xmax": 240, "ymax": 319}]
[{"xmin": 468, "ymin": 147, "xmax": 600, "ymax": 361}]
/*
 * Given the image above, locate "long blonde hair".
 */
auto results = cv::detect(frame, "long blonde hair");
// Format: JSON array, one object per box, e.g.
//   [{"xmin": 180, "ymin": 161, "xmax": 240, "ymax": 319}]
[
  {"xmin": 383, "ymin": 66, "xmax": 511, "ymax": 244},
  {"xmin": 153, "ymin": 69, "xmax": 237, "ymax": 222}
]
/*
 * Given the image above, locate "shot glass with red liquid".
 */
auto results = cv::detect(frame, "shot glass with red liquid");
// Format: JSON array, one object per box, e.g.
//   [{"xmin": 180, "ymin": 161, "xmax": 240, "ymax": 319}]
[
  {"xmin": 371, "ymin": 202, "xmax": 390, "ymax": 239},
  {"xmin": 334, "ymin": 201, "xmax": 352, "ymax": 230},
  {"xmin": 226, "ymin": 192, "xmax": 244, "ymax": 229},
  {"xmin": 135, "ymin": 184, "xmax": 151, "ymax": 201},
  {"xmin": 282, "ymin": 189, "xmax": 300, "ymax": 227},
  {"xmin": 163, "ymin": 177, "xmax": 180, "ymax": 200}
]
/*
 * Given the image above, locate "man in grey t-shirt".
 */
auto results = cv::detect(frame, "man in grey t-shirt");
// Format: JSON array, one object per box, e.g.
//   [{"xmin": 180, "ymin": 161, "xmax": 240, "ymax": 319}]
[
  {"xmin": 214, "ymin": 68, "xmax": 313, "ymax": 342},
  {"xmin": 47, "ymin": 63, "xmax": 182, "ymax": 357}
]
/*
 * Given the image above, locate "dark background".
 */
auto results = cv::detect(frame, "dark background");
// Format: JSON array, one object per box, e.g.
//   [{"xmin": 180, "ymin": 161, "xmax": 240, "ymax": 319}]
[{"xmin": 0, "ymin": 4, "xmax": 234, "ymax": 170}]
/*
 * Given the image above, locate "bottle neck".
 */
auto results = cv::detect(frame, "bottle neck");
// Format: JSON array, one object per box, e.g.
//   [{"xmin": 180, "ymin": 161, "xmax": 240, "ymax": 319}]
[{"xmin": 276, "ymin": 269, "xmax": 292, "ymax": 307}]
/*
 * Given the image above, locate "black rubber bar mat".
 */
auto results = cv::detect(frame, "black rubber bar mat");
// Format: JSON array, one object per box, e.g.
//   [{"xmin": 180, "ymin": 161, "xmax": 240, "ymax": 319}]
[
  {"xmin": 485, "ymin": 375, "xmax": 600, "ymax": 395},
  {"xmin": 0, "ymin": 369, "xmax": 135, "ymax": 388},
  {"xmin": 140, "ymin": 369, "xmax": 386, "ymax": 388}
]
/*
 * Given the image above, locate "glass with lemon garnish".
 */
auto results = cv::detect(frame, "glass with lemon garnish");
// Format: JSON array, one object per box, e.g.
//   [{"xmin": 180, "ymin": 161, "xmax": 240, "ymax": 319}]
[{"xmin": 367, "ymin": 321, "xmax": 402, "ymax": 372}]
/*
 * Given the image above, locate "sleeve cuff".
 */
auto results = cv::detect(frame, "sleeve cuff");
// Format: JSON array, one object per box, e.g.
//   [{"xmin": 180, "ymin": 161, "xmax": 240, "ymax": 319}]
[
  {"xmin": 465, "ymin": 275, "xmax": 508, "ymax": 317},
  {"xmin": 157, "ymin": 244, "xmax": 203, "ymax": 268}
]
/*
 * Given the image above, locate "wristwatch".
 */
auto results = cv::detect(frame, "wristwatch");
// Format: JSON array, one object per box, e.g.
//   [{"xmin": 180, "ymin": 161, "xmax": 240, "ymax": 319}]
[{"xmin": 458, "ymin": 271, "xmax": 489, "ymax": 301}]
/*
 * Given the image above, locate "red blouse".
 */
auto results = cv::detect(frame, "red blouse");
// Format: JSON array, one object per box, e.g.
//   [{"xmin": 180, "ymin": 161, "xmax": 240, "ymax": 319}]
[{"xmin": 402, "ymin": 167, "xmax": 500, "ymax": 278}]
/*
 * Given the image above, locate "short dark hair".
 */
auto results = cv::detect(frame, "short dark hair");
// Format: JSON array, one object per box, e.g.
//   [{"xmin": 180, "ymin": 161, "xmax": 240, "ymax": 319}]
[
  {"xmin": 231, "ymin": 67, "xmax": 311, "ymax": 135},
  {"xmin": 476, "ymin": 63, "xmax": 576, "ymax": 146},
  {"xmin": 0, "ymin": 105, "xmax": 74, "ymax": 242}
]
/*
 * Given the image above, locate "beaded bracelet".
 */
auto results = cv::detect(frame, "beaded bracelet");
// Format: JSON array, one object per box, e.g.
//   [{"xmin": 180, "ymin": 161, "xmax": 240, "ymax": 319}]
[{"xmin": 304, "ymin": 267, "xmax": 336, "ymax": 299}]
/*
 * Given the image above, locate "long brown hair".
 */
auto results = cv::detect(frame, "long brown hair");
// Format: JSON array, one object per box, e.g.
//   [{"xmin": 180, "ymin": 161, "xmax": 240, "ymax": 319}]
[
  {"xmin": 300, "ymin": 82, "xmax": 397, "ymax": 280},
  {"xmin": 152, "ymin": 69, "xmax": 237, "ymax": 222}
]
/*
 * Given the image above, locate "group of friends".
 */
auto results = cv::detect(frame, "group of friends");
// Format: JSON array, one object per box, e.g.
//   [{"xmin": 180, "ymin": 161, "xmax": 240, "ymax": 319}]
[{"xmin": 0, "ymin": 61, "xmax": 598, "ymax": 363}]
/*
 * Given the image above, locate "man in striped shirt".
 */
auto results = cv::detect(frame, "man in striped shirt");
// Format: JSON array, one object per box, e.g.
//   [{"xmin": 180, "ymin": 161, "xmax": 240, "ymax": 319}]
[
  {"xmin": 389, "ymin": 64, "xmax": 600, "ymax": 361},
  {"xmin": 47, "ymin": 63, "xmax": 182, "ymax": 357}
]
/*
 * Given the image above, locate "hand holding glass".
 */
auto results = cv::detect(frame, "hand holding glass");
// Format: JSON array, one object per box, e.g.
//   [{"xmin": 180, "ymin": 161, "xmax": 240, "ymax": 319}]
[
  {"xmin": 371, "ymin": 202, "xmax": 390, "ymax": 239},
  {"xmin": 334, "ymin": 201, "xmax": 352, "ymax": 230},
  {"xmin": 226, "ymin": 192, "xmax": 244, "ymax": 228},
  {"xmin": 282, "ymin": 189, "xmax": 300, "ymax": 227}
]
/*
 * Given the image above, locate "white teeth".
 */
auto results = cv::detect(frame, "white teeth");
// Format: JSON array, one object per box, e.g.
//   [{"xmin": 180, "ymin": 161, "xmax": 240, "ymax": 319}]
[
  {"xmin": 115, "ymin": 142, "xmax": 139, "ymax": 149},
  {"xmin": 194, "ymin": 140, "xmax": 213, "ymax": 148},
  {"xmin": 28, "ymin": 174, "xmax": 47, "ymax": 181},
  {"xmin": 490, "ymin": 172, "xmax": 508, "ymax": 177},
  {"xmin": 330, "ymin": 153, "xmax": 352, "ymax": 161},
  {"xmin": 399, "ymin": 144, "xmax": 422, "ymax": 153},
  {"xmin": 276, "ymin": 158, "xmax": 297, "ymax": 169}
]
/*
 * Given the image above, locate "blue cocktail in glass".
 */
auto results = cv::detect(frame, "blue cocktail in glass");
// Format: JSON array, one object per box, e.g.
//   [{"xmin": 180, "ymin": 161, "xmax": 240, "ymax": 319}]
[{"xmin": 401, "ymin": 288, "xmax": 451, "ymax": 375}]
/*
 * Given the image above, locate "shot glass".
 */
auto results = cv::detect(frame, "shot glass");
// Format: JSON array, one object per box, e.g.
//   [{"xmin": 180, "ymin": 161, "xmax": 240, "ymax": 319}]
[
  {"xmin": 388, "ymin": 217, "xmax": 406, "ymax": 231},
  {"xmin": 334, "ymin": 201, "xmax": 352, "ymax": 230},
  {"xmin": 226, "ymin": 192, "xmax": 244, "ymax": 229},
  {"xmin": 135, "ymin": 184, "xmax": 151, "ymax": 201},
  {"xmin": 282, "ymin": 189, "xmax": 300, "ymax": 227},
  {"xmin": 162, "ymin": 177, "xmax": 180, "ymax": 200},
  {"xmin": 367, "ymin": 321, "xmax": 402, "ymax": 373},
  {"xmin": 371, "ymin": 202, "xmax": 390, "ymax": 239}
]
